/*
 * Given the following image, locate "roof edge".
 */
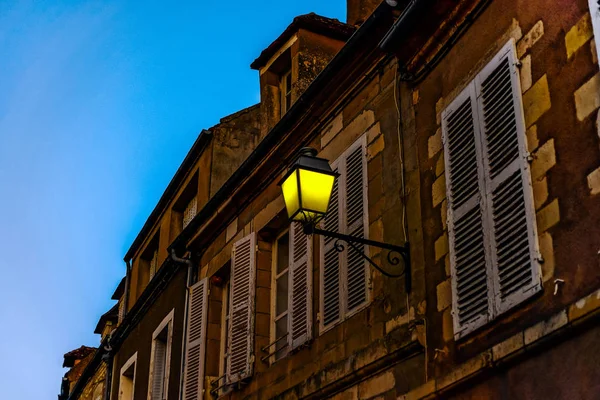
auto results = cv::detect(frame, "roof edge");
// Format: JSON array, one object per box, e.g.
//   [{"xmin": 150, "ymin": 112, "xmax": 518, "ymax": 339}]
[{"xmin": 250, "ymin": 13, "xmax": 355, "ymax": 70}]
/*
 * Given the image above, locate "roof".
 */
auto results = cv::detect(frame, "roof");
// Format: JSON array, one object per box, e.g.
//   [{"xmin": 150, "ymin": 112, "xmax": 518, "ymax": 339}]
[
  {"xmin": 111, "ymin": 277, "xmax": 126, "ymax": 300},
  {"xmin": 62, "ymin": 346, "xmax": 97, "ymax": 368},
  {"xmin": 170, "ymin": 2, "xmax": 397, "ymax": 254},
  {"xmin": 124, "ymin": 103, "xmax": 260, "ymax": 262},
  {"xmin": 94, "ymin": 303, "xmax": 119, "ymax": 334},
  {"xmin": 250, "ymin": 13, "xmax": 355, "ymax": 70},
  {"xmin": 123, "ymin": 130, "xmax": 213, "ymax": 261}
]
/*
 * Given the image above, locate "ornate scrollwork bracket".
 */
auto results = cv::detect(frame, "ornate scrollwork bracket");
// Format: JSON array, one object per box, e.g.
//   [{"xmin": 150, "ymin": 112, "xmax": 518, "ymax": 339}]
[{"xmin": 303, "ymin": 224, "xmax": 411, "ymax": 293}]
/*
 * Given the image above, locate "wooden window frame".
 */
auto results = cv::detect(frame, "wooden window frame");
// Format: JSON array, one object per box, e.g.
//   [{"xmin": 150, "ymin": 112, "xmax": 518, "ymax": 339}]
[
  {"xmin": 270, "ymin": 229, "xmax": 290, "ymax": 363},
  {"xmin": 148, "ymin": 309, "xmax": 174, "ymax": 400},
  {"xmin": 119, "ymin": 352, "xmax": 138, "ymax": 400}
]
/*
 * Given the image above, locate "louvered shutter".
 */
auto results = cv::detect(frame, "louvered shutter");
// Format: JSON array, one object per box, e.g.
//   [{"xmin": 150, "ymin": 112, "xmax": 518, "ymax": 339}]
[
  {"xmin": 151, "ymin": 341, "xmax": 167, "ymax": 400},
  {"xmin": 443, "ymin": 85, "xmax": 492, "ymax": 337},
  {"xmin": 227, "ymin": 233, "xmax": 256, "ymax": 383},
  {"xmin": 475, "ymin": 40, "xmax": 541, "ymax": 315},
  {"xmin": 589, "ymin": 0, "xmax": 600, "ymax": 64},
  {"xmin": 288, "ymin": 222, "xmax": 312, "ymax": 349},
  {"xmin": 343, "ymin": 138, "xmax": 369, "ymax": 314},
  {"xmin": 320, "ymin": 160, "xmax": 341, "ymax": 331},
  {"xmin": 182, "ymin": 278, "xmax": 208, "ymax": 400}
]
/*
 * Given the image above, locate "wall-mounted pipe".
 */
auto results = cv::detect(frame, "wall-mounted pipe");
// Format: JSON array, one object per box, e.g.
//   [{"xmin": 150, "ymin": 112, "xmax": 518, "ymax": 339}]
[{"xmin": 170, "ymin": 248, "xmax": 196, "ymax": 400}]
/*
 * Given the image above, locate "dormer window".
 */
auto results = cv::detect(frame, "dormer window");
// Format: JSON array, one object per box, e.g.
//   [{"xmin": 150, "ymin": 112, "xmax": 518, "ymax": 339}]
[
  {"xmin": 173, "ymin": 171, "xmax": 199, "ymax": 236},
  {"xmin": 280, "ymin": 69, "xmax": 292, "ymax": 116},
  {"xmin": 182, "ymin": 196, "xmax": 197, "ymax": 229}
]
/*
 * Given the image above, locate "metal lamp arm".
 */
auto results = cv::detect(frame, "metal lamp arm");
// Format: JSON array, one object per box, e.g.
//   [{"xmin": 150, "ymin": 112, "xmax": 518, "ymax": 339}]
[{"xmin": 303, "ymin": 224, "xmax": 411, "ymax": 293}]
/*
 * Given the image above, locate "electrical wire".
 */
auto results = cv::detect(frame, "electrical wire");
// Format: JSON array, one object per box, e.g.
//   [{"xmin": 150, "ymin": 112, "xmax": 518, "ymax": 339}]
[
  {"xmin": 394, "ymin": 60, "xmax": 429, "ymax": 383},
  {"xmin": 393, "ymin": 63, "xmax": 408, "ymax": 242}
]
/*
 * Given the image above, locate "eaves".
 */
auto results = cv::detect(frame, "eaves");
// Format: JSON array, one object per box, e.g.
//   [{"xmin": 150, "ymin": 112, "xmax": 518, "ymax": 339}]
[{"xmin": 169, "ymin": 1, "xmax": 399, "ymax": 255}]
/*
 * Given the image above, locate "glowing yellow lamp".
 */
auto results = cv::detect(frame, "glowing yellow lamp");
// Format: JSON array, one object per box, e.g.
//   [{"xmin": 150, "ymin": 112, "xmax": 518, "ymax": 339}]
[{"xmin": 279, "ymin": 148, "xmax": 338, "ymax": 224}]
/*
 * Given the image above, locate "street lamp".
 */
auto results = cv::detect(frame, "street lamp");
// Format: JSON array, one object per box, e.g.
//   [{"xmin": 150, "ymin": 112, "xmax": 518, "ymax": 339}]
[
  {"xmin": 279, "ymin": 148, "xmax": 338, "ymax": 224},
  {"xmin": 280, "ymin": 147, "xmax": 411, "ymax": 293}
]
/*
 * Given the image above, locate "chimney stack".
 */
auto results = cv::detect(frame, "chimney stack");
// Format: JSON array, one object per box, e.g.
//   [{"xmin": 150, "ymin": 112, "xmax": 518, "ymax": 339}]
[{"xmin": 347, "ymin": 0, "xmax": 382, "ymax": 26}]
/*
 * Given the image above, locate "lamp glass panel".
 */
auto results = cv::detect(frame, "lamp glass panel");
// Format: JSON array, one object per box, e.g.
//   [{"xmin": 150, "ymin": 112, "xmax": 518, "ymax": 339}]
[
  {"xmin": 298, "ymin": 169, "xmax": 335, "ymax": 215},
  {"xmin": 281, "ymin": 169, "xmax": 300, "ymax": 219}
]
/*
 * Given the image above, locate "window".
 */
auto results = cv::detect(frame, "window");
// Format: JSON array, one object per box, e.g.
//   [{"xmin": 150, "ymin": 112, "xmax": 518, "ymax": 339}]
[
  {"xmin": 442, "ymin": 40, "xmax": 542, "ymax": 339},
  {"xmin": 217, "ymin": 276, "xmax": 231, "ymax": 395},
  {"xmin": 140, "ymin": 232, "xmax": 160, "ymax": 289},
  {"xmin": 271, "ymin": 230, "xmax": 290, "ymax": 360},
  {"xmin": 119, "ymin": 353, "xmax": 137, "ymax": 400},
  {"xmin": 182, "ymin": 279, "xmax": 209, "ymax": 400},
  {"xmin": 173, "ymin": 172, "xmax": 199, "ymax": 236},
  {"xmin": 280, "ymin": 69, "xmax": 292, "ymax": 115},
  {"xmin": 269, "ymin": 222, "xmax": 312, "ymax": 361},
  {"xmin": 320, "ymin": 135, "xmax": 369, "ymax": 332},
  {"xmin": 182, "ymin": 196, "xmax": 197, "ymax": 229},
  {"xmin": 149, "ymin": 310, "xmax": 174, "ymax": 400}
]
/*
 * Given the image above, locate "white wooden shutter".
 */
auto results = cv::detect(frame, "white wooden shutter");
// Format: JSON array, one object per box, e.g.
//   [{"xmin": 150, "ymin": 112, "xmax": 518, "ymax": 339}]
[
  {"xmin": 443, "ymin": 84, "xmax": 492, "ymax": 338},
  {"xmin": 343, "ymin": 138, "xmax": 369, "ymax": 314},
  {"xmin": 590, "ymin": 0, "xmax": 600, "ymax": 64},
  {"xmin": 288, "ymin": 221, "xmax": 312, "ymax": 349},
  {"xmin": 151, "ymin": 341, "xmax": 167, "ymax": 400},
  {"xmin": 320, "ymin": 160, "xmax": 341, "ymax": 331},
  {"xmin": 227, "ymin": 233, "xmax": 256, "ymax": 383},
  {"xmin": 182, "ymin": 278, "xmax": 208, "ymax": 400},
  {"xmin": 475, "ymin": 40, "xmax": 541, "ymax": 315}
]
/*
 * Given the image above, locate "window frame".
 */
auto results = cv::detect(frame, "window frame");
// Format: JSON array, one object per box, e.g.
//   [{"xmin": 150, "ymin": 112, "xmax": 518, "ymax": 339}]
[
  {"xmin": 270, "ymin": 229, "xmax": 290, "ymax": 363},
  {"xmin": 119, "ymin": 352, "xmax": 137, "ymax": 400},
  {"xmin": 148, "ymin": 309, "xmax": 174, "ymax": 400},
  {"xmin": 319, "ymin": 134, "xmax": 370, "ymax": 334}
]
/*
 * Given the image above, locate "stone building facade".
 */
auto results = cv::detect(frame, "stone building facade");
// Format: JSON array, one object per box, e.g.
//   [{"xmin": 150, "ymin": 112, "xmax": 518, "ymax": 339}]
[{"xmin": 63, "ymin": 0, "xmax": 600, "ymax": 399}]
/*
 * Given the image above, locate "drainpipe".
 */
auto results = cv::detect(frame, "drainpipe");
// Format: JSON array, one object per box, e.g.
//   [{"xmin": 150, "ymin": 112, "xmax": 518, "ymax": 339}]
[
  {"xmin": 170, "ymin": 249, "xmax": 195, "ymax": 400},
  {"xmin": 102, "ymin": 342, "xmax": 113, "ymax": 400}
]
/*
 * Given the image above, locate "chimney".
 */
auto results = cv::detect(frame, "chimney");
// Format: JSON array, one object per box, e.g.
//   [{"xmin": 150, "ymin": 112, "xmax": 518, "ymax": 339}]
[{"xmin": 347, "ymin": 0, "xmax": 382, "ymax": 26}]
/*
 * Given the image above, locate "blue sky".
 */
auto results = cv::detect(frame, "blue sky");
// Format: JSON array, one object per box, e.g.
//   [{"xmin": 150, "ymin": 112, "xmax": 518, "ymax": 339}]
[{"xmin": 0, "ymin": 1, "xmax": 346, "ymax": 398}]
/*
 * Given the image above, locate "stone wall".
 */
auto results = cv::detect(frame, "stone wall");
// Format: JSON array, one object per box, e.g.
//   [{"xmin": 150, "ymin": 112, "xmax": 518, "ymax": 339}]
[
  {"xmin": 409, "ymin": 0, "xmax": 600, "ymax": 395},
  {"xmin": 197, "ymin": 54, "xmax": 429, "ymax": 399}
]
